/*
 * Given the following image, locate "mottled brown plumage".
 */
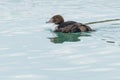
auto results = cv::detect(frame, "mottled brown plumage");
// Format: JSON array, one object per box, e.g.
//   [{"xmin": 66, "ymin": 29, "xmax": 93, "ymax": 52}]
[{"xmin": 46, "ymin": 15, "xmax": 92, "ymax": 33}]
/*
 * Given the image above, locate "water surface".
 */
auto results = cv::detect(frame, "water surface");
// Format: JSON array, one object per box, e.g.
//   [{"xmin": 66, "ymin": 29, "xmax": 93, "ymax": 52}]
[{"xmin": 0, "ymin": 0, "xmax": 120, "ymax": 80}]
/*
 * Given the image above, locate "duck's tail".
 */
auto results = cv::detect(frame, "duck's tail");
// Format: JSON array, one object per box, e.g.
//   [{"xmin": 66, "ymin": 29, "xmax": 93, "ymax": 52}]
[{"xmin": 85, "ymin": 19, "xmax": 120, "ymax": 25}]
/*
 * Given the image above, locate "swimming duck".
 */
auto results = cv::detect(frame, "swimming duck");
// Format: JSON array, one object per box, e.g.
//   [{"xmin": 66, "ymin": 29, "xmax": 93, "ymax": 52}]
[{"xmin": 46, "ymin": 15, "xmax": 92, "ymax": 33}]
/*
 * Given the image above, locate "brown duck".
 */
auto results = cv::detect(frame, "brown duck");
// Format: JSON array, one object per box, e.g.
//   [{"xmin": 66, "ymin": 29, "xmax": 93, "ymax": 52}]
[{"xmin": 46, "ymin": 15, "xmax": 92, "ymax": 33}]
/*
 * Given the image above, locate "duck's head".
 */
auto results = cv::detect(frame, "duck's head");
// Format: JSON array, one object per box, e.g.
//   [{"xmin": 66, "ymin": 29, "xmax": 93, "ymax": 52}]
[{"xmin": 46, "ymin": 15, "xmax": 64, "ymax": 24}]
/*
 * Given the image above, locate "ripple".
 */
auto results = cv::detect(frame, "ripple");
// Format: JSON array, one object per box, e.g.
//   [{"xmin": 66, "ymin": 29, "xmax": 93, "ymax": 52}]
[
  {"xmin": 106, "ymin": 41, "xmax": 115, "ymax": 43},
  {"xmin": 43, "ymin": 66, "xmax": 89, "ymax": 71},
  {"xmin": 11, "ymin": 74, "xmax": 47, "ymax": 79},
  {"xmin": 0, "ymin": 47, "xmax": 9, "ymax": 51},
  {"xmin": 82, "ymin": 68, "xmax": 115, "ymax": 72}
]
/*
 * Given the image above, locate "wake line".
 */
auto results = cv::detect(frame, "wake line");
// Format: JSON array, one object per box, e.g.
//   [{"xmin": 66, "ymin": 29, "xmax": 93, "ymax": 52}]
[{"xmin": 85, "ymin": 19, "xmax": 120, "ymax": 25}]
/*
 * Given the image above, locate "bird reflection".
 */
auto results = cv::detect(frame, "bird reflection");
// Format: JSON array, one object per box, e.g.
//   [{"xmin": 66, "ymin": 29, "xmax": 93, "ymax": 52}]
[{"xmin": 48, "ymin": 32, "xmax": 91, "ymax": 44}]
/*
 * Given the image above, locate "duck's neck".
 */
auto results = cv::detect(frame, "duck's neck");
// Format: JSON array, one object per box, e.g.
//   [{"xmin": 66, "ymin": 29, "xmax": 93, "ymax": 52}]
[
  {"xmin": 56, "ymin": 22, "xmax": 64, "ymax": 25},
  {"xmin": 56, "ymin": 22, "xmax": 65, "ymax": 28}
]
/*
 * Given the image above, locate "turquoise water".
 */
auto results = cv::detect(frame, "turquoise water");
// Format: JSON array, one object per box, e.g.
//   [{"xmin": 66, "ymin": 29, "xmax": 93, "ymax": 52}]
[{"xmin": 0, "ymin": 0, "xmax": 120, "ymax": 80}]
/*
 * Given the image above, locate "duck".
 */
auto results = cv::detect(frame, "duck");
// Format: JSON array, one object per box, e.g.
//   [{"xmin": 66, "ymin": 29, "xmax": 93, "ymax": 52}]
[{"xmin": 46, "ymin": 15, "xmax": 92, "ymax": 33}]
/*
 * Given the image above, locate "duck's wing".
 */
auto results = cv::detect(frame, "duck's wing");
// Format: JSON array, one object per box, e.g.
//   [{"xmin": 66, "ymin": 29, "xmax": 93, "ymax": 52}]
[
  {"xmin": 61, "ymin": 23, "xmax": 92, "ymax": 32},
  {"xmin": 58, "ymin": 21, "xmax": 76, "ymax": 28}
]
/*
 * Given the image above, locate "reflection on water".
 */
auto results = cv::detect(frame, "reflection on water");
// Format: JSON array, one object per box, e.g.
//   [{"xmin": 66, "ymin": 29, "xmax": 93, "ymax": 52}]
[{"xmin": 48, "ymin": 32, "xmax": 91, "ymax": 43}]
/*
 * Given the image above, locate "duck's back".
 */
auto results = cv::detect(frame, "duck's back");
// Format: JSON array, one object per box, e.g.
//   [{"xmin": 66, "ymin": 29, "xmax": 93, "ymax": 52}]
[
  {"xmin": 56, "ymin": 21, "xmax": 92, "ymax": 33},
  {"xmin": 58, "ymin": 21, "xmax": 77, "ymax": 28}
]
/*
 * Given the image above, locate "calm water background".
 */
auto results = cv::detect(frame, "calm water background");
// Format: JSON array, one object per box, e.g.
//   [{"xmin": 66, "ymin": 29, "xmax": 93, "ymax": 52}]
[{"xmin": 0, "ymin": 0, "xmax": 120, "ymax": 80}]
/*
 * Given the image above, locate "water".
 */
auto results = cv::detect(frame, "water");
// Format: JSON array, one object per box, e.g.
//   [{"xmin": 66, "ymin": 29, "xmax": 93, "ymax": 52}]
[{"xmin": 0, "ymin": 0, "xmax": 120, "ymax": 80}]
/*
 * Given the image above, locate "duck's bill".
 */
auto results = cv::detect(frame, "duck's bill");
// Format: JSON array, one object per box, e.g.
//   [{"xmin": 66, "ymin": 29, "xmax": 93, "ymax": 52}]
[{"xmin": 46, "ymin": 19, "xmax": 53, "ymax": 23}]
